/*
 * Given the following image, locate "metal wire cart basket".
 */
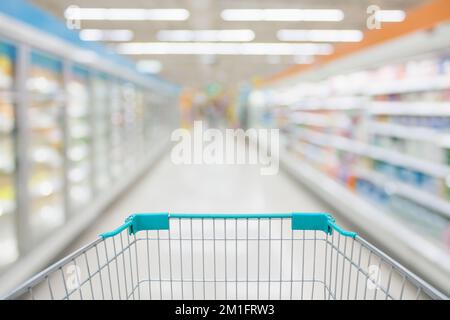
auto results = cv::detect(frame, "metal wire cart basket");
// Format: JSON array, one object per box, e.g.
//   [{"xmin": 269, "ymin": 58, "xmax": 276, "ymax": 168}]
[{"xmin": 3, "ymin": 213, "xmax": 448, "ymax": 300}]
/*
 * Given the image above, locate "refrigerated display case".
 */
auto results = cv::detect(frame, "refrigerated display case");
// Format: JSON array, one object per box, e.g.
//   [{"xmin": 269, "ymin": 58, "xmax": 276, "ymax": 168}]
[
  {"xmin": 92, "ymin": 74, "xmax": 110, "ymax": 193},
  {"xmin": 110, "ymin": 80, "xmax": 124, "ymax": 180},
  {"xmin": 135, "ymin": 88, "xmax": 145, "ymax": 156},
  {"xmin": 143, "ymin": 92, "xmax": 155, "ymax": 145},
  {"xmin": 66, "ymin": 66, "xmax": 92, "ymax": 210},
  {"xmin": 0, "ymin": 41, "xmax": 18, "ymax": 269},
  {"xmin": 27, "ymin": 51, "xmax": 65, "ymax": 240},
  {"xmin": 121, "ymin": 82, "xmax": 138, "ymax": 169},
  {"xmin": 0, "ymin": 1, "xmax": 180, "ymax": 296}
]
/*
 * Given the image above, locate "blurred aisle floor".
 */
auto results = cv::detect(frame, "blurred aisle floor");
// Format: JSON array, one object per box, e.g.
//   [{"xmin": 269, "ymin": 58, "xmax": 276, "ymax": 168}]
[{"xmin": 65, "ymin": 151, "xmax": 349, "ymax": 253}]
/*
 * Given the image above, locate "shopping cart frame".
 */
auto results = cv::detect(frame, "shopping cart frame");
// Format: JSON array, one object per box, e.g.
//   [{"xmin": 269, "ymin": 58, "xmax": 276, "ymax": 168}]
[{"xmin": 2, "ymin": 213, "xmax": 448, "ymax": 300}]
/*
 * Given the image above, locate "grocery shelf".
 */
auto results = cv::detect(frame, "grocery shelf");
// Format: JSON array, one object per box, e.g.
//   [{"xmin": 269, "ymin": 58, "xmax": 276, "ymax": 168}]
[
  {"xmin": 292, "ymin": 127, "xmax": 450, "ymax": 178},
  {"xmin": 354, "ymin": 167, "xmax": 450, "ymax": 219},
  {"xmin": 368, "ymin": 122, "xmax": 449, "ymax": 144},
  {"xmin": 290, "ymin": 141, "xmax": 339, "ymax": 173},
  {"xmin": 280, "ymin": 148, "xmax": 450, "ymax": 294},
  {"xmin": 291, "ymin": 112, "xmax": 350, "ymax": 129},
  {"xmin": 290, "ymin": 96, "xmax": 365, "ymax": 111},
  {"xmin": 292, "ymin": 98, "xmax": 450, "ymax": 118},
  {"xmin": 367, "ymin": 145, "xmax": 450, "ymax": 178},
  {"xmin": 369, "ymin": 101, "xmax": 450, "ymax": 116},
  {"xmin": 251, "ymin": 9, "xmax": 450, "ymax": 296},
  {"xmin": 366, "ymin": 75, "xmax": 450, "ymax": 96}
]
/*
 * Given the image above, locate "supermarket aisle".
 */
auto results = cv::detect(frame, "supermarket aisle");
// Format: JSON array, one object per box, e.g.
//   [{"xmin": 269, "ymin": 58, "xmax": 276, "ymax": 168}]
[
  {"xmin": 66, "ymin": 149, "xmax": 344, "ymax": 251},
  {"xmin": 49, "ymin": 150, "xmax": 354, "ymax": 300},
  {"xmin": 29, "ymin": 149, "xmax": 421, "ymax": 300}
]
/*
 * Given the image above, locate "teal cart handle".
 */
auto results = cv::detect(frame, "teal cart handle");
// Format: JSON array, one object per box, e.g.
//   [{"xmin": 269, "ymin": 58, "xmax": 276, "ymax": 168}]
[{"xmin": 100, "ymin": 212, "xmax": 357, "ymax": 239}]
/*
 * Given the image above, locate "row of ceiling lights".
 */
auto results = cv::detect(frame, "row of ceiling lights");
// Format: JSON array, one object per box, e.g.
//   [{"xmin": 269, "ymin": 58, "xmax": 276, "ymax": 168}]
[
  {"xmin": 70, "ymin": 7, "xmax": 405, "ymax": 52},
  {"xmin": 65, "ymin": 7, "xmax": 406, "ymax": 73},
  {"xmin": 65, "ymin": 7, "xmax": 405, "ymax": 23},
  {"xmin": 80, "ymin": 29, "xmax": 365, "ymax": 43}
]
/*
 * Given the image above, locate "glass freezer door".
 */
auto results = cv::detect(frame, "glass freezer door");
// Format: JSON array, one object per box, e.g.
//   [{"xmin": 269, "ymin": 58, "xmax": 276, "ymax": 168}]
[
  {"xmin": 92, "ymin": 74, "xmax": 110, "ymax": 193},
  {"xmin": 121, "ymin": 82, "xmax": 138, "ymax": 169},
  {"xmin": 135, "ymin": 88, "xmax": 145, "ymax": 156},
  {"xmin": 110, "ymin": 80, "xmax": 124, "ymax": 180},
  {"xmin": 27, "ymin": 52, "xmax": 65, "ymax": 240},
  {"xmin": 0, "ymin": 41, "xmax": 18, "ymax": 269},
  {"xmin": 66, "ymin": 66, "xmax": 92, "ymax": 210}
]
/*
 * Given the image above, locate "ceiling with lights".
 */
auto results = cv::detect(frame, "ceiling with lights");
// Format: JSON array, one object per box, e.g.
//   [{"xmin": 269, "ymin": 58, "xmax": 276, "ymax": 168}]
[{"xmin": 29, "ymin": 0, "xmax": 426, "ymax": 88}]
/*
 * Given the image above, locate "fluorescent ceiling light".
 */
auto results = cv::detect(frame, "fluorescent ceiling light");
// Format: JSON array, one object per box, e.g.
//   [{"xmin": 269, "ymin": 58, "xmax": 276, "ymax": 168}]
[
  {"xmin": 278, "ymin": 30, "xmax": 363, "ymax": 42},
  {"xmin": 157, "ymin": 30, "xmax": 255, "ymax": 42},
  {"xmin": 64, "ymin": 7, "xmax": 190, "ymax": 21},
  {"xmin": 136, "ymin": 60, "xmax": 163, "ymax": 74},
  {"xmin": 221, "ymin": 9, "xmax": 344, "ymax": 22},
  {"xmin": 115, "ymin": 42, "xmax": 333, "ymax": 56},
  {"xmin": 80, "ymin": 29, "xmax": 134, "ymax": 41},
  {"xmin": 375, "ymin": 10, "xmax": 406, "ymax": 22}
]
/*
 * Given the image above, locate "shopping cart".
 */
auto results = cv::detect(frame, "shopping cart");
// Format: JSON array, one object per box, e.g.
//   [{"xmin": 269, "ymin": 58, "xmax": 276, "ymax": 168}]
[{"xmin": 3, "ymin": 213, "xmax": 447, "ymax": 300}]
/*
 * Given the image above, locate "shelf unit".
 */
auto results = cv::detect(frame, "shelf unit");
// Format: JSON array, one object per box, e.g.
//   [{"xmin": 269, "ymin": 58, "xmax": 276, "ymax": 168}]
[
  {"xmin": 354, "ymin": 167, "xmax": 450, "ymax": 219},
  {"xmin": 0, "ymin": 3, "xmax": 180, "ymax": 296},
  {"xmin": 365, "ymin": 75, "xmax": 450, "ymax": 96},
  {"xmin": 27, "ymin": 52, "xmax": 65, "ymax": 241},
  {"xmin": 250, "ymin": 23, "xmax": 450, "ymax": 293},
  {"xmin": 369, "ymin": 101, "xmax": 450, "ymax": 116},
  {"xmin": 66, "ymin": 65, "xmax": 92, "ymax": 212},
  {"xmin": 291, "ymin": 127, "xmax": 450, "ymax": 178},
  {"xmin": 0, "ymin": 41, "xmax": 17, "ymax": 270},
  {"xmin": 280, "ymin": 149, "xmax": 450, "ymax": 293},
  {"xmin": 91, "ymin": 73, "xmax": 111, "ymax": 193}
]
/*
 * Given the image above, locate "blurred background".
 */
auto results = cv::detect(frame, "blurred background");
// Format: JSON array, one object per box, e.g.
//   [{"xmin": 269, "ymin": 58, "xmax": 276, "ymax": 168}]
[{"xmin": 0, "ymin": 0, "xmax": 450, "ymax": 296}]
